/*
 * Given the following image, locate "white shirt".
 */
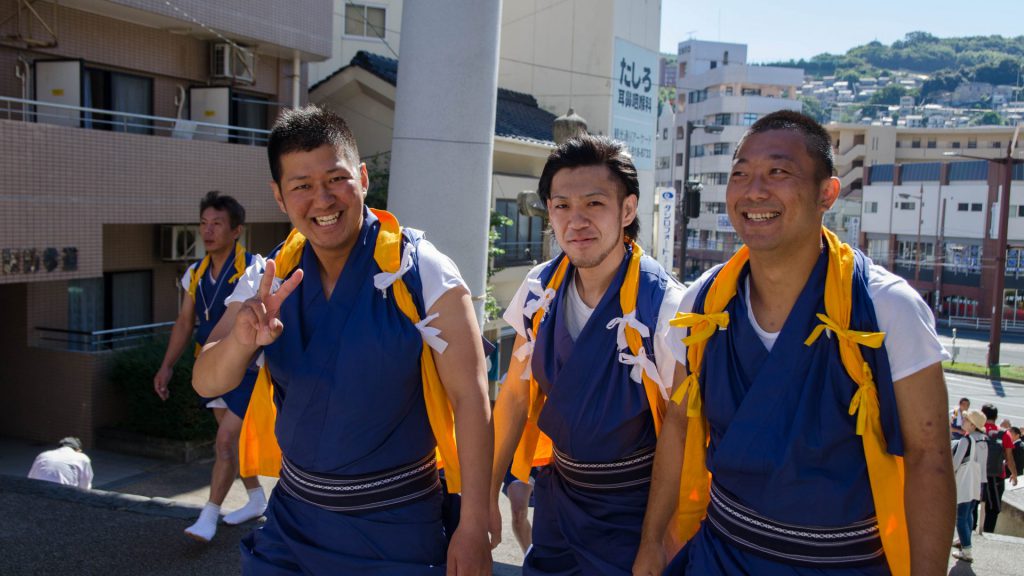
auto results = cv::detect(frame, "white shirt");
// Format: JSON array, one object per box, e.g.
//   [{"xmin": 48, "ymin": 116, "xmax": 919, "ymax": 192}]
[
  {"xmin": 504, "ymin": 260, "xmax": 686, "ymax": 395},
  {"xmin": 678, "ymin": 259, "xmax": 950, "ymax": 382},
  {"xmin": 27, "ymin": 446, "xmax": 93, "ymax": 490}
]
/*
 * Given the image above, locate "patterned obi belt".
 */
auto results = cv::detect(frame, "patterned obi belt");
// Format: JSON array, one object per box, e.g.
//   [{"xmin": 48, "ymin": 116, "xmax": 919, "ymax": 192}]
[
  {"xmin": 706, "ymin": 482, "xmax": 885, "ymax": 568},
  {"xmin": 278, "ymin": 452, "xmax": 440, "ymax": 512},
  {"xmin": 552, "ymin": 444, "xmax": 656, "ymax": 491}
]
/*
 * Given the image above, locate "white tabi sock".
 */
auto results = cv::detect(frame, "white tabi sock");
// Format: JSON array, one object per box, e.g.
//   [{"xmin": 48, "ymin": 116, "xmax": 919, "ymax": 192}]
[
  {"xmin": 223, "ymin": 487, "xmax": 267, "ymax": 525},
  {"xmin": 184, "ymin": 502, "xmax": 220, "ymax": 542}
]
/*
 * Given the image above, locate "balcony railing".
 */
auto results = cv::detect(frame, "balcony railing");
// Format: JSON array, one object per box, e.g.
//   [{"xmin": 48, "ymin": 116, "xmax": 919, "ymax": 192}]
[
  {"xmin": 36, "ymin": 322, "xmax": 174, "ymax": 352},
  {"xmin": 494, "ymin": 241, "xmax": 543, "ymax": 268},
  {"xmin": 0, "ymin": 95, "xmax": 270, "ymax": 145}
]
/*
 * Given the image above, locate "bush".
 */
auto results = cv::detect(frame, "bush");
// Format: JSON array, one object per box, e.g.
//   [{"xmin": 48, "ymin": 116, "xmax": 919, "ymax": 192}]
[{"xmin": 109, "ymin": 337, "xmax": 217, "ymax": 441}]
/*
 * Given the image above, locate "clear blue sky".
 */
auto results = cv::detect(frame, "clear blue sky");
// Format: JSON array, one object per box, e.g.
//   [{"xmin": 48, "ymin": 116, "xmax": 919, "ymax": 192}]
[{"xmin": 661, "ymin": 0, "xmax": 1024, "ymax": 63}]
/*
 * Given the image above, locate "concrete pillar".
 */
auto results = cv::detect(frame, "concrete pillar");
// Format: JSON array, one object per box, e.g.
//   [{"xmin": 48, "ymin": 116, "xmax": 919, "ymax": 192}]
[{"xmin": 387, "ymin": 0, "xmax": 502, "ymax": 325}]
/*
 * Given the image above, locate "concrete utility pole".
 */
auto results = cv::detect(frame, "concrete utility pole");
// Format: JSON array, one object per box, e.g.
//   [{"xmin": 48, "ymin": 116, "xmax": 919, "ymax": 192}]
[{"xmin": 387, "ymin": 0, "xmax": 502, "ymax": 326}]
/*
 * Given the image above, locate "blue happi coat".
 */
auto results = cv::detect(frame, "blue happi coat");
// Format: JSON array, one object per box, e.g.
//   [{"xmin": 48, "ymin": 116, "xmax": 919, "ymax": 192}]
[
  {"xmin": 193, "ymin": 245, "xmax": 257, "ymax": 419},
  {"xmin": 668, "ymin": 249, "xmax": 902, "ymax": 576},
  {"xmin": 241, "ymin": 209, "xmax": 446, "ymax": 575},
  {"xmin": 523, "ymin": 246, "xmax": 672, "ymax": 576}
]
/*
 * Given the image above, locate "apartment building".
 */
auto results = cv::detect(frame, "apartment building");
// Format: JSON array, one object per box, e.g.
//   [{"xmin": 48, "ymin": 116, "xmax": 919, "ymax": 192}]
[
  {"xmin": 829, "ymin": 123, "xmax": 1023, "ymax": 319},
  {"xmin": 858, "ymin": 160, "xmax": 1024, "ymax": 319},
  {"xmin": 0, "ymin": 0, "xmax": 331, "ymax": 445},
  {"xmin": 673, "ymin": 39, "xmax": 803, "ymax": 279}
]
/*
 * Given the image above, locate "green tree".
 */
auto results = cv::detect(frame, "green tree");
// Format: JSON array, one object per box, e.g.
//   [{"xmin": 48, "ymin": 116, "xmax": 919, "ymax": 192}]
[
  {"xmin": 868, "ymin": 84, "xmax": 911, "ymax": 106},
  {"xmin": 800, "ymin": 96, "xmax": 829, "ymax": 124},
  {"xmin": 975, "ymin": 111, "xmax": 1004, "ymax": 126},
  {"xmin": 485, "ymin": 211, "xmax": 514, "ymax": 323},
  {"xmin": 364, "ymin": 152, "xmax": 391, "ymax": 209}
]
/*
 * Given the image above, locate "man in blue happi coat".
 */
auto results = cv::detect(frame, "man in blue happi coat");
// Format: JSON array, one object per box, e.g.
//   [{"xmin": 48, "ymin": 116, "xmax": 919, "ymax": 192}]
[
  {"xmin": 192, "ymin": 106, "xmax": 493, "ymax": 575},
  {"xmin": 490, "ymin": 135, "xmax": 687, "ymax": 575},
  {"xmin": 633, "ymin": 110, "xmax": 955, "ymax": 576},
  {"xmin": 154, "ymin": 191, "xmax": 265, "ymax": 542}
]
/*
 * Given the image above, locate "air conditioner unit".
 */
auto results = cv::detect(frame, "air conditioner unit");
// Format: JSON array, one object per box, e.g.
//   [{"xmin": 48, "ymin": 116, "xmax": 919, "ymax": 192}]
[
  {"xmin": 210, "ymin": 42, "xmax": 255, "ymax": 84},
  {"xmin": 160, "ymin": 225, "xmax": 206, "ymax": 261}
]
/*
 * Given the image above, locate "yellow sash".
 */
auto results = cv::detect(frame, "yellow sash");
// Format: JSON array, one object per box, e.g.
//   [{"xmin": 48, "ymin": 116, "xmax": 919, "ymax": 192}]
[
  {"xmin": 668, "ymin": 227, "xmax": 908, "ymax": 575},
  {"xmin": 510, "ymin": 241, "xmax": 666, "ymax": 483},
  {"xmin": 237, "ymin": 209, "xmax": 463, "ymax": 493},
  {"xmin": 187, "ymin": 242, "xmax": 247, "ymax": 299}
]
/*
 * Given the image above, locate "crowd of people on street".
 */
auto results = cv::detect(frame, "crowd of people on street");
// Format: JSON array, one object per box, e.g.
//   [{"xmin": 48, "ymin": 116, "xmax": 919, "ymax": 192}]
[
  {"xmin": 25, "ymin": 106, "xmax": 1024, "ymax": 575},
  {"xmin": 949, "ymin": 397, "xmax": 1022, "ymax": 563}
]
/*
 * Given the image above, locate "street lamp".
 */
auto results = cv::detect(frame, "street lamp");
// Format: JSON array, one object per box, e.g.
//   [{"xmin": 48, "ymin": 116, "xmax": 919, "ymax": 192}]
[
  {"xmin": 945, "ymin": 126, "xmax": 1022, "ymax": 367},
  {"xmin": 676, "ymin": 120, "xmax": 725, "ymax": 280}
]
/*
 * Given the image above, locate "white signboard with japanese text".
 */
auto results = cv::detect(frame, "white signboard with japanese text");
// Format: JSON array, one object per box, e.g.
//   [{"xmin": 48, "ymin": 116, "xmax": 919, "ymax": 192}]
[
  {"xmin": 611, "ymin": 37, "xmax": 657, "ymax": 171},
  {"xmin": 656, "ymin": 188, "xmax": 676, "ymax": 271}
]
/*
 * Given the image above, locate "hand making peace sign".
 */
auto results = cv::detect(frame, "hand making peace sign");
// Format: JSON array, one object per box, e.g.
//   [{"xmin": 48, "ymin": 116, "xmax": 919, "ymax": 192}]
[{"xmin": 233, "ymin": 259, "xmax": 304, "ymax": 348}]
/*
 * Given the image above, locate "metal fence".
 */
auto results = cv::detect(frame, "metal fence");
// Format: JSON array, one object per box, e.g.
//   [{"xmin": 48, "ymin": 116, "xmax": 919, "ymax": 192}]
[
  {"xmin": 36, "ymin": 322, "xmax": 175, "ymax": 352},
  {"xmin": 0, "ymin": 95, "xmax": 270, "ymax": 145}
]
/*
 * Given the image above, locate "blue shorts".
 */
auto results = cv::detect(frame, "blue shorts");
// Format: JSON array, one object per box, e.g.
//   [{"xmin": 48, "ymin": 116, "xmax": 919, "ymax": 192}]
[{"xmin": 501, "ymin": 466, "xmax": 541, "ymax": 507}]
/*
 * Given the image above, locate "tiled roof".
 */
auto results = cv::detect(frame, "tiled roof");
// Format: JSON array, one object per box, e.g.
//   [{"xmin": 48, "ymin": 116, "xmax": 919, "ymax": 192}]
[{"xmin": 315, "ymin": 51, "xmax": 555, "ymax": 145}]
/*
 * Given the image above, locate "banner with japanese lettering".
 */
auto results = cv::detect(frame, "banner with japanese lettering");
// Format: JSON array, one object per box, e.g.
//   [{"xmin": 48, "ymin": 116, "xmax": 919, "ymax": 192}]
[{"xmin": 612, "ymin": 37, "xmax": 657, "ymax": 171}]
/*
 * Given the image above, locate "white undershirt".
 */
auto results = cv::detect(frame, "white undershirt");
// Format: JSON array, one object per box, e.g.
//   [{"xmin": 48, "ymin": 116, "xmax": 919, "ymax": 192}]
[
  {"xmin": 678, "ymin": 259, "xmax": 950, "ymax": 382},
  {"xmin": 564, "ymin": 272, "xmax": 595, "ymax": 341},
  {"xmin": 744, "ymin": 275, "xmax": 781, "ymax": 352}
]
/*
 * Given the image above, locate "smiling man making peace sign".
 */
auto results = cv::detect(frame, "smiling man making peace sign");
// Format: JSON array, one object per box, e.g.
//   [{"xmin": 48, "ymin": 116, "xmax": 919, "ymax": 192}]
[{"xmin": 193, "ymin": 106, "xmax": 493, "ymax": 576}]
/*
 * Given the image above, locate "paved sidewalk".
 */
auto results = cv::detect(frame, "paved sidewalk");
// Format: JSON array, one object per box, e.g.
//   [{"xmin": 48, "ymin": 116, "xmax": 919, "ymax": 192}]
[{"xmin": 4, "ymin": 435, "xmax": 1023, "ymax": 575}]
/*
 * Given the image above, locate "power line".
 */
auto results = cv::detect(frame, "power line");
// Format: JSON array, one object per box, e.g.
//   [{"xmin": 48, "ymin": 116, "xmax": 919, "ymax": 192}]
[{"xmin": 345, "ymin": 1, "xmax": 399, "ymax": 59}]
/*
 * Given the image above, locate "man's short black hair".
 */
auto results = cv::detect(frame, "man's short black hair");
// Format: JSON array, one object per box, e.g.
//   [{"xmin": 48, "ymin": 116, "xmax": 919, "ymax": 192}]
[
  {"xmin": 959, "ymin": 397, "xmax": 970, "ymax": 404},
  {"xmin": 537, "ymin": 134, "xmax": 640, "ymax": 240},
  {"xmin": 735, "ymin": 110, "xmax": 835, "ymax": 183},
  {"xmin": 981, "ymin": 403, "xmax": 998, "ymax": 421},
  {"xmin": 268, "ymin": 105, "xmax": 360, "ymax": 185},
  {"xmin": 1011, "ymin": 426, "xmax": 1021, "ymax": 438},
  {"xmin": 199, "ymin": 191, "xmax": 245, "ymax": 229}
]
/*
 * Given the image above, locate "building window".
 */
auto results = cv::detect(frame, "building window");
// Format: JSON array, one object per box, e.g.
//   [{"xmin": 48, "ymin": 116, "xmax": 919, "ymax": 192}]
[
  {"xmin": 896, "ymin": 201, "xmax": 916, "ymax": 210},
  {"xmin": 911, "ymin": 139, "xmax": 921, "ymax": 149},
  {"xmin": 691, "ymin": 145, "xmax": 705, "ymax": 158},
  {"xmin": 1011, "ymin": 205, "xmax": 1024, "ymax": 218},
  {"xmin": 967, "ymin": 138, "xmax": 977, "ymax": 149},
  {"xmin": 867, "ymin": 238, "xmax": 889, "ymax": 263},
  {"xmin": 703, "ymin": 201, "xmax": 727, "ymax": 214},
  {"xmin": 677, "ymin": 126, "xmax": 685, "ymax": 139},
  {"xmin": 946, "ymin": 243, "xmax": 982, "ymax": 274},
  {"xmin": 345, "ymin": 3, "xmax": 386, "ymax": 38},
  {"xmin": 494, "ymin": 199, "xmax": 543, "ymax": 267},
  {"xmin": 741, "ymin": 87, "xmax": 762, "ymax": 96},
  {"xmin": 710, "ymin": 60, "xmax": 717, "ymax": 69},
  {"xmin": 82, "ymin": 67, "xmax": 153, "ymax": 134},
  {"xmin": 927, "ymin": 139, "xmax": 936, "ymax": 149},
  {"xmin": 957, "ymin": 202, "xmax": 968, "ymax": 211},
  {"xmin": 231, "ymin": 93, "xmax": 270, "ymax": 145},
  {"xmin": 992, "ymin": 141, "xmax": 1002, "ymax": 148},
  {"xmin": 713, "ymin": 142, "xmax": 729, "ymax": 155},
  {"xmin": 951, "ymin": 141, "xmax": 960, "ymax": 148},
  {"xmin": 676, "ymin": 153, "xmax": 684, "ymax": 166},
  {"xmin": 740, "ymin": 113, "xmax": 758, "ymax": 126},
  {"xmin": 700, "ymin": 172, "xmax": 729, "ymax": 186},
  {"xmin": 723, "ymin": 51, "xmax": 729, "ymax": 65},
  {"xmin": 864, "ymin": 201, "xmax": 879, "ymax": 214},
  {"xmin": 972, "ymin": 203, "xmax": 982, "ymax": 212},
  {"xmin": 713, "ymin": 113, "xmax": 731, "ymax": 126},
  {"xmin": 724, "ymin": 86, "xmax": 734, "ymax": 96},
  {"xmin": 662, "ymin": 128, "xmax": 668, "ymax": 140}
]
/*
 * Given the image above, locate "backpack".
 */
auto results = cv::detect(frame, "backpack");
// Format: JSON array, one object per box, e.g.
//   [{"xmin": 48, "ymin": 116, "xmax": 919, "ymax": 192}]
[{"xmin": 984, "ymin": 430, "xmax": 1007, "ymax": 477}]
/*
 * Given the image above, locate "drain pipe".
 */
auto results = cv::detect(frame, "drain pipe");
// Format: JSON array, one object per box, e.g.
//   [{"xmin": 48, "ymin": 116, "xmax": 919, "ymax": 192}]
[{"xmin": 292, "ymin": 50, "xmax": 300, "ymax": 109}]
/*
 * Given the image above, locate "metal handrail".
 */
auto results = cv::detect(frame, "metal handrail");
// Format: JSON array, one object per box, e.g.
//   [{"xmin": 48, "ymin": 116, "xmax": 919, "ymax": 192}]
[
  {"xmin": 36, "ymin": 321, "xmax": 174, "ymax": 351},
  {"xmin": 0, "ymin": 95, "xmax": 270, "ymax": 143}
]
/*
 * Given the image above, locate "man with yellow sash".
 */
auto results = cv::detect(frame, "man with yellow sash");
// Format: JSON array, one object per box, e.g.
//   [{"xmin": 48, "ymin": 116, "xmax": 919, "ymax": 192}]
[
  {"xmin": 490, "ymin": 135, "xmax": 686, "ymax": 575},
  {"xmin": 153, "ymin": 191, "xmax": 264, "ymax": 542},
  {"xmin": 192, "ymin": 106, "xmax": 493, "ymax": 575},
  {"xmin": 633, "ymin": 110, "xmax": 955, "ymax": 576}
]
